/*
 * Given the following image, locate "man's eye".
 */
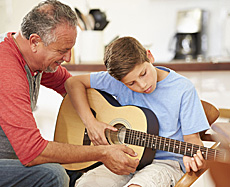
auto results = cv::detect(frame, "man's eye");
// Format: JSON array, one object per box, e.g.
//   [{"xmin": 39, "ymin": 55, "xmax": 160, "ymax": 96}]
[{"xmin": 59, "ymin": 50, "xmax": 67, "ymax": 54}]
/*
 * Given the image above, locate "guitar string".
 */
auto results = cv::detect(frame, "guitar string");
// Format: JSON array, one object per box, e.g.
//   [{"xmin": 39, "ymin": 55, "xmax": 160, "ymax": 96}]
[{"xmin": 125, "ymin": 129, "xmax": 225, "ymax": 160}]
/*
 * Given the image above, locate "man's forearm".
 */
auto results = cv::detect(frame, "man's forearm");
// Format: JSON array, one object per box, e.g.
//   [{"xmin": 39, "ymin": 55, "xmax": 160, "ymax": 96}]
[{"xmin": 26, "ymin": 141, "xmax": 105, "ymax": 166}]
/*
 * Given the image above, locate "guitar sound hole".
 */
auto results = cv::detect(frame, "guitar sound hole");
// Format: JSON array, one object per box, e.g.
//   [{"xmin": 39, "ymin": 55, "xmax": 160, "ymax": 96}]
[{"xmin": 108, "ymin": 123, "xmax": 126, "ymax": 145}]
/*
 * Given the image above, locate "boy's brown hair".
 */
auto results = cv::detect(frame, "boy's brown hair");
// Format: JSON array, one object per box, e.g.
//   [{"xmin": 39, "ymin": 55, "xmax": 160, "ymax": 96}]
[{"xmin": 104, "ymin": 36, "xmax": 149, "ymax": 81}]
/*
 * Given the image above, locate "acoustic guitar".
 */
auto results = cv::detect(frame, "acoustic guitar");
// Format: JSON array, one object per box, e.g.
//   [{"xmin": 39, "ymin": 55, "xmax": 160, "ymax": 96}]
[{"xmin": 54, "ymin": 88, "xmax": 224, "ymax": 171}]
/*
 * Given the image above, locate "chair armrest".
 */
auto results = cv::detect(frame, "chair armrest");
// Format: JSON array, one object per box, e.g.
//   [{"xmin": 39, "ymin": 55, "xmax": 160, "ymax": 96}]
[{"xmin": 175, "ymin": 168, "xmax": 207, "ymax": 187}]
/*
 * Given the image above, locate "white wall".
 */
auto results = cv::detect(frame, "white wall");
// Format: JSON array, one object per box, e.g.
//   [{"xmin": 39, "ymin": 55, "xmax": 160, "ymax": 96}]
[{"xmin": 1, "ymin": 0, "xmax": 230, "ymax": 61}]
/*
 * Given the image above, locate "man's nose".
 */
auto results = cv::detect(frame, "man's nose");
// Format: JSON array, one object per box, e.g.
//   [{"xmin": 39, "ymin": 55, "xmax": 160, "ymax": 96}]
[{"xmin": 63, "ymin": 50, "xmax": 71, "ymax": 62}]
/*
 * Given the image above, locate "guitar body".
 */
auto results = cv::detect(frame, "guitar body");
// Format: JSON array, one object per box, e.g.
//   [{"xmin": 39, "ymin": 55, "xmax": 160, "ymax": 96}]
[{"xmin": 54, "ymin": 88, "xmax": 159, "ymax": 171}]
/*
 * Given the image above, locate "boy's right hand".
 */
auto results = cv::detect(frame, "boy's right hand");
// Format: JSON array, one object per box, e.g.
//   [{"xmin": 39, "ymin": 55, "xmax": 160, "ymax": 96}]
[
  {"xmin": 86, "ymin": 119, "xmax": 118, "ymax": 145},
  {"xmin": 100, "ymin": 144, "xmax": 139, "ymax": 175}
]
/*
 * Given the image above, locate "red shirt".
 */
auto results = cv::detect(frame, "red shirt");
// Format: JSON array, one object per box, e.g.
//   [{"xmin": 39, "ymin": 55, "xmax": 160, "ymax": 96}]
[{"xmin": 0, "ymin": 32, "xmax": 71, "ymax": 164}]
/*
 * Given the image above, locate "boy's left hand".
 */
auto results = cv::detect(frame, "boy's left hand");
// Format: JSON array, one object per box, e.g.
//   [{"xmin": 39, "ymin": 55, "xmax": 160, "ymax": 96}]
[{"xmin": 183, "ymin": 150, "xmax": 206, "ymax": 172}]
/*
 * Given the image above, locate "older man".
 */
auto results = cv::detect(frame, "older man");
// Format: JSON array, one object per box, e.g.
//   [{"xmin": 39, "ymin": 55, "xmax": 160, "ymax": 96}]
[{"xmin": 0, "ymin": 1, "xmax": 138, "ymax": 186}]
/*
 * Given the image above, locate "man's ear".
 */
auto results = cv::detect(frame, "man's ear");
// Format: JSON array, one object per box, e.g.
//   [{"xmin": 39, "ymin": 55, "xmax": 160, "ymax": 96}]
[
  {"xmin": 146, "ymin": 50, "xmax": 155, "ymax": 63},
  {"xmin": 29, "ymin": 34, "xmax": 42, "ymax": 52}
]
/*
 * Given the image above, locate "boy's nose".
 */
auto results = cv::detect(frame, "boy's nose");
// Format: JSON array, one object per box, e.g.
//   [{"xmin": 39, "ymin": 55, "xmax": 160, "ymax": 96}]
[{"xmin": 139, "ymin": 81, "xmax": 147, "ymax": 89}]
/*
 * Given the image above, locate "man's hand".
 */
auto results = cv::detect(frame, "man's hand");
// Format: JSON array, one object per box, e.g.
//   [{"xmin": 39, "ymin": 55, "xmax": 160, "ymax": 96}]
[
  {"xmin": 183, "ymin": 150, "xmax": 206, "ymax": 172},
  {"xmin": 86, "ymin": 119, "xmax": 117, "ymax": 145},
  {"xmin": 100, "ymin": 144, "xmax": 139, "ymax": 175}
]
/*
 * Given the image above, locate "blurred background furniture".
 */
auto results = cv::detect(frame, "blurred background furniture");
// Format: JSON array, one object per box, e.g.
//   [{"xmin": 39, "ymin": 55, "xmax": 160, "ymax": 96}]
[
  {"xmin": 207, "ymin": 121, "xmax": 230, "ymax": 187},
  {"xmin": 207, "ymin": 161, "xmax": 230, "ymax": 187},
  {"xmin": 219, "ymin": 108, "xmax": 230, "ymax": 121}
]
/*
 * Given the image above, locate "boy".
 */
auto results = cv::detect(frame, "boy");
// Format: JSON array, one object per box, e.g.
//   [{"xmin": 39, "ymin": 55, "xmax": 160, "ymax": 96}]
[{"xmin": 65, "ymin": 37, "xmax": 209, "ymax": 187}]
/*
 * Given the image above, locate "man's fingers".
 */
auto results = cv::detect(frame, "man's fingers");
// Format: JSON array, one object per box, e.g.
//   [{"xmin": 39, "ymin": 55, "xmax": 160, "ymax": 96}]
[
  {"xmin": 106, "ymin": 125, "xmax": 118, "ymax": 132},
  {"xmin": 122, "ymin": 145, "xmax": 138, "ymax": 158}
]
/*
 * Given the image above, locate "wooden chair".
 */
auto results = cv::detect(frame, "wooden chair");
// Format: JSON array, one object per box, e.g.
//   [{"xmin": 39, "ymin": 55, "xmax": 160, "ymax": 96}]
[{"xmin": 175, "ymin": 100, "xmax": 220, "ymax": 187}]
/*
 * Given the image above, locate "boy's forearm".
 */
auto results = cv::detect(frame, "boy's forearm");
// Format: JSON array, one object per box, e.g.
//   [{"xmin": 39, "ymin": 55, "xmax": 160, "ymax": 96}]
[
  {"xmin": 64, "ymin": 76, "xmax": 95, "ymax": 125},
  {"xmin": 183, "ymin": 133, "xmax": 203, "ymax": 146}
]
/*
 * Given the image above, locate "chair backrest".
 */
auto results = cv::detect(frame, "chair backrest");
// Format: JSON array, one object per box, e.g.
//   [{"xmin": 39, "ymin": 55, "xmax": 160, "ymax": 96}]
[
  {"xmin": 201, "ymin": 100, "xmax": 220, "ymax": 125},
  {"xmin": 199, "ymin": 100, "xmax": 220, "ymax": 141}
]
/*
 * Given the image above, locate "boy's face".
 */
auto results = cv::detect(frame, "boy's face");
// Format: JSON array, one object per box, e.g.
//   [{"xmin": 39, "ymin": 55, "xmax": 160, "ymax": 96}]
[{"xmin": 121, "ymin": 61, "xmax": 157, "ymax": 94}]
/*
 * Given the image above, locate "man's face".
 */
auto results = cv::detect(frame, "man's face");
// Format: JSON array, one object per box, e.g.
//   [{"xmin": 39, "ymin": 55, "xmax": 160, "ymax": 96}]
[
  {"xmin": 37, "ymin": 25, "xmax": 77, "ymax": 73},
  {"xmin": 121, "ymin": 62, "xmax": 157, "ymax": 94}
]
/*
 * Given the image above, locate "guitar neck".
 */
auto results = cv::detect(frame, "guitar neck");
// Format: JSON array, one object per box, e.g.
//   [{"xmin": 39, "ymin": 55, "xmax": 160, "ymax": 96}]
[{"xmin": 125, "ymin": 129, "xmax": 224, "ymax": 161}]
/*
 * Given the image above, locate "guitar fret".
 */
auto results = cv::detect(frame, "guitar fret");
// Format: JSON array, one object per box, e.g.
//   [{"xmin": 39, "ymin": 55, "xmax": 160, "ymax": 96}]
[
  {"xmin": 138, "ymin": 131, "xmax": 141, "ymax": 146},
  {"xmin": 174, "ymin": 140, "xmax": 179, "ymax": 154},
  {"xmin": 141, "ymin": 132, "xmax": 144, "ymax": 147},
  {"xmin": 144, "ymin": 133, "xmax": 146, "ymax": 147},
  {"xmin": 126, "ymin": 129, "xmax": 130, "ymax": 144},
  {"xmin": 131, "ymin": 129, "xmax": 135, "ymax": 145},
  {"xmin": 184, "ymin": 142, "xmax": 187, "ymax": 155},
  {"xmin": 134, "ymin": 130, "xmax": 137, "ymax": 145},
  {"xmin": 191, "ymin": 144, "xmax": 194, "ymax": 156},
  {"xmin": 139, "ymin": 131, "xmax": 142, "ymax": 146},
  {"xmin": 152, "ymin": 135, "xmax": 155, "ymax": 149},
  {"xmin": 163, "ymin": 137, "xmax": 166, "ymax": 151},
  {"xmin": 136, "ymin": 130, "xmax": 140, "ymax": 146},
  {"xmin": 129, "ymin": 129, "xmax": 132, "ymax": 145},
  {"xmin": 143, "ymin": 133, "xmax": 147, "ymax": 147},
  {"xmin": 147, "ymin": 134, "xmax": 151, "ymax": 148},
  {"xmin": 206, "ymin": 147, "xmax": 208, "ymax": 160},
  {"xmin": 179, "ymin": 141, "xmax": 181, "ymax": 154},
  {"xmin": 159, "ymin": 137, "xmax": 162, "ymax": 150},
  {"xmin": 141, "ymin": 132, "xmax": 145, "ymax": 147},
  {"xmin": 168, "ymin": 138, "xmax": 171, "ymax": 152},
  {"xmin": 150, "ymin": 135, "xmax": 154, "ymax": 149},
  {"xmin": 155, "ymin": 136, "xmax": 158, "ymax": 149},
  {"xmin": 188, "ymin": 143, "xmax": 191, "ymax": 156},
  {"xmin": 127, "ymin": 129, "xmax": 131, "ymax": 145},
  {"xmin": 173, "ymin": 140, "xmax": 176, "ymax": 153},
  {"xmin": 140, "ymin": 131, "xmax": 143, "ymax": 146}
]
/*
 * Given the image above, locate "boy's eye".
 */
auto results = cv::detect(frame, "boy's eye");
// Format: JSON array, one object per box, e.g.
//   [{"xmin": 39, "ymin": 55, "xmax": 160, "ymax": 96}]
[
  {"xmin": 128, "ymin": 82, "xmax": 134, "ymax": 86},
  {"xmin": 141, "ymin": 71, "xmax": 146, "ymax": 76}
]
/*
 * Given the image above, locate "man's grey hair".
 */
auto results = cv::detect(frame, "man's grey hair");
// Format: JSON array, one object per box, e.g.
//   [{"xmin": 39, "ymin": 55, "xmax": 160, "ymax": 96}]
[{"xmin": 21, "ymin": 0, "xmax": 78, "ymax": 46}]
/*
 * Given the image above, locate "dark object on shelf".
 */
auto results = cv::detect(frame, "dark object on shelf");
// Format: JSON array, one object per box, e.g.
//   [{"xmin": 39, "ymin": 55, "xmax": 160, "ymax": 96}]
[{"xmin": 89, "ymin": 9, "xmax": 109, "ymax": 30}]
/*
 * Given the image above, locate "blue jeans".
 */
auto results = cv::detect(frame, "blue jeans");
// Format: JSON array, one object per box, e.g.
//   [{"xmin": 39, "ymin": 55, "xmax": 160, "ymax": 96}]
[{"xmin": 0, "ymin": 159, "xmax": 69, "ymax": 187}]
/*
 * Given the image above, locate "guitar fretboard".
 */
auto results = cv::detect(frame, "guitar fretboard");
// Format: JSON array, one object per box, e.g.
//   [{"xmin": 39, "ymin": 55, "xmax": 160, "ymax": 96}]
[{"xmin": 125, "ymin": 129, "xmax": 224, "ymax": 161}]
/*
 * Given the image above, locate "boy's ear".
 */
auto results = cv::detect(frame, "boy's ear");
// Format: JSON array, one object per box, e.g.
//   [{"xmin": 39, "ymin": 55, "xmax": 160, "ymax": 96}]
[{"xmin": 146, "ymin": 50, "xmax": 155, "ymax": 63}]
